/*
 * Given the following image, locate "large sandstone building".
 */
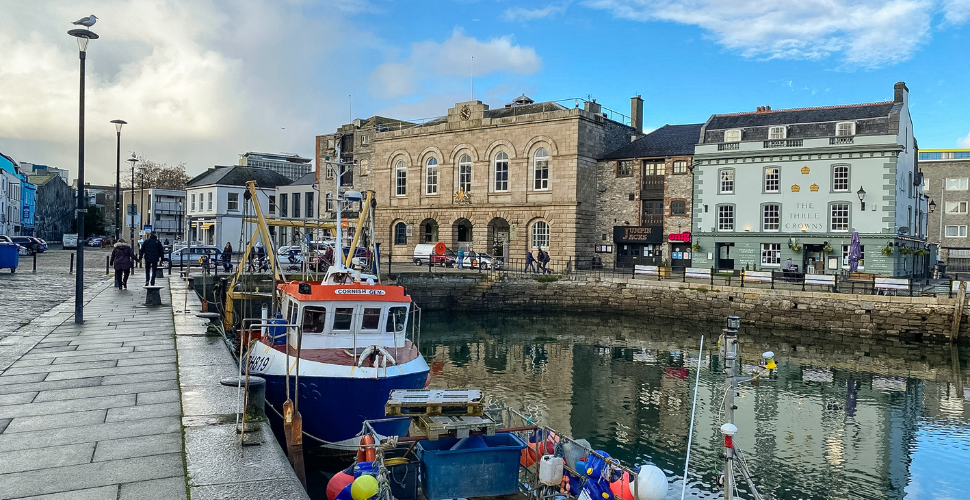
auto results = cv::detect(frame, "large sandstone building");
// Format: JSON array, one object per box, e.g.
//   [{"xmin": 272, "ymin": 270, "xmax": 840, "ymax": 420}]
[{"xmin": 318, "ymin": 96, "xmax": 641, "ymax": 268}]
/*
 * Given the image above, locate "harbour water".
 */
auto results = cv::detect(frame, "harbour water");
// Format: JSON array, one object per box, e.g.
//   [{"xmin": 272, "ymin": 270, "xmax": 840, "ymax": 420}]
[{"xmin": 413, "ymin": 311, "xmax": 970, "ymax": 500}]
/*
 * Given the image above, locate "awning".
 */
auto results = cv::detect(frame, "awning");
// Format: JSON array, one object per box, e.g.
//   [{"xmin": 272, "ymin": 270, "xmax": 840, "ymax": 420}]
[{"xmin": 200, "ymin": 223, "xmax": 214, "ymax": 229}]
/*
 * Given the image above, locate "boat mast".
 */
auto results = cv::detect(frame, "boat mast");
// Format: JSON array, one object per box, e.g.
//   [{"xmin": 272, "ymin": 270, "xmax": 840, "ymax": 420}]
[{"xmin": 720, "ymin": 315, "xmax": 740, "ymax": 500}]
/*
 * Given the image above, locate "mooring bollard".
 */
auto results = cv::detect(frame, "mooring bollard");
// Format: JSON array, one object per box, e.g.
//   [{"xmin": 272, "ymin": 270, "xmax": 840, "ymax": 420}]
[
  {"xmin": 221, "ymin": 376, "xmax": 267, "ymax": 424},
  {"xmin": 105, "ymin": 255, "xmax": 110, "ymax": 275},
  {"xmin": 70, "ymin": 253, "xmax": 75, "ymax": 273}
]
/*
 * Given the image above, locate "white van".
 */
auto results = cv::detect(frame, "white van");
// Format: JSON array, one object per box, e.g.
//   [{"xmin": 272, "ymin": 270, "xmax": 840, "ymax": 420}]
[
  {"xmin": 412, "ymin": 243, "xmax": 454, "ymax": 267},
  {"xmin": 62, "ymin": 234, "xmax": 78, "ymax": 249}
]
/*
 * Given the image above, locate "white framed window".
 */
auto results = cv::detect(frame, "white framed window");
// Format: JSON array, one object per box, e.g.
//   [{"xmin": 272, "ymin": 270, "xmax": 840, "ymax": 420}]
[
  {"xmin": 946, "ymin": 178, "xmax": 968, "ymax": 191},
  {"xmin": 395, "ymin": 160, "xmax": 407, "ymax": 196},
  {"xmin": 360, "ymin": 134, "xmax": 369, "ymax": 145},
  {"xmin": 268, "ymin": 195, "xmax": 276, "ymax": 214},
  {"xmin": 946, "ymin": 201, "xmax": 968, "ymax": 214},
  {"xmin": 426, "ymin": 158, "xmax": 438, "ymax": 195},
  {"xmin": 325, "ymin": 193, "xmax": 333, "ymax": 211},
  {"xmin": 836, "ymin": 122, "xmax": 856, "ymax": 136},
  {"xmin": 326, "ymin": 162, "xmax": 336, "ymax": 179},
  {"xmin": 717, "ymin": 205, "xmax": 734, "ymax": 231},
  {"xmin": 644, "ymin": 162, "xmax": 665, "ymax": 176},
  {"xmin": 227, "ymin": 192, "xmax": 239, "ymax": 212},
  {"xmin": 833, "ymin": 165, "xmax": 849, "ymax": 192},
  {"xmin": 494, "ymin": 152, "xmax": 509, "ymax": 192},
  {"xmin": 840, "ymin": 244, "xmax": 865, "ymax": 270},
  {"xmin": 207, "ymin": 192, "xmax": 212, "ymax": 211},
  {"xmin": 725, "ymin": 129, "xmax": 741, "ymax": 142},
  {"xmin": 672, "ymin": 160, "xmax": 687, "ymax": 174},
  {"xmin": 762, "ymin": 204, "xmax": 780, "ymax": 231},
  {"xmin": 946, "ymin": 225, "xmax": 968, "ymax": 237},
  {"xmin": 531, "ymin": 221, "xmax": 550, "ymax": 250},
  {"xmin": 458, "ymin": 154, "xmax": 472, "ymax": 193},
  {"xmin": 534, "ymin": 148, "xmax": 549, "ymax": 190},
  {"xmin": 830, "ymin": 203, "xmax": 850, "ymax": 232},
  {"xmin": 190, "ymin": 194, "xmax": 196, "ymax": 211},
  {"xmin": 764, "ymin": 167, "xmax": 780, "ymax": 193},
  {"xmin": 394, "ymin": 222, "xmax": 407, "ymax": 245},
  {"xmin": 719, "ymin": 169, "xmax": 735, "ymax": 194},
  {"xmin": 769, "ymin": 126, "xmax": 786, "ymax": 140},
  {"xmin": 760, "ymin": 243, "xmax": 781, "ymax": 266}
]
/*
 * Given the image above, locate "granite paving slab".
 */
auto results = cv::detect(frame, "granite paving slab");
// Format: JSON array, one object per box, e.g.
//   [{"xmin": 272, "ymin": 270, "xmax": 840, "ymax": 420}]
[
  {"xmin": 4, "ymin": 408, "xmax": 108, "ymax": 433},
  {"xmin": 118, "ymin": 476, "xmax": 187, "ymax": 500},
  {"xmin": 0, "ymin": 377, "xmax": 103, "ymax": 396},
  {"xmin": 17, "ymin": 485, "xmax": 119, "ymax": 500},
  {"xmin": 105, "ymin": 401, "xmax": 182, "ymax": 422},
  {"xmin": 0, "ymin": 416, "xmax": 181, "ymax": 452},
  {"xmin": 43, "ymin": 362, "xmax": 174, "ymax": 381},
  {"xmin": 93, "ymin": 432, "xmax": 182, "ymax": 462},
  {"xmin": 0, "ymin": 452, "xmax": 184, "ymax": 498},
  {"xmin": 0, "ymin": 442, "xmax": 95, "ymax": 474}
]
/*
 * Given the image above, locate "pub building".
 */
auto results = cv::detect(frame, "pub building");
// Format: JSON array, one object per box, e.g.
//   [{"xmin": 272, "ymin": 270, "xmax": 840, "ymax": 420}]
[
  {"xmin": 690, "ymin": 82, "xmax": 932, "ymax": 278},
  {"xmin": 596, "ymin": 123, "xmax": 703, "ymax": 269}
]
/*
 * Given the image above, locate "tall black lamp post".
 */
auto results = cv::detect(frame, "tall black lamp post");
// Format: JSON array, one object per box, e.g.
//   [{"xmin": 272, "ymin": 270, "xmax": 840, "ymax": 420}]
[
  {"xmin": 69, "ymin": 26, "xmax": 98, "ymax": 324},
  {"xmin": 110, "ymin": 119, "xmax": 127, "ymax": 240},
  {"xmin": 128, "ymin": 153, "xmax": 137, "ymax": 244}
]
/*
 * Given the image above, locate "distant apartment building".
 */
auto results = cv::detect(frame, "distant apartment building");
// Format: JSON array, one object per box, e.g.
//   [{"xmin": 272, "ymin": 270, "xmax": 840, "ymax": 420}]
[
  {"xmin": 919, "ymin": 149, "xmax": 970, "ymax": 271},
  {"xmin": 239, "ymin": 152, "xmax": 313, "ymax": 182},
  {"xmin": 18, "ymin": 162, "xmax": 70, "ymax": 185},
  {"xmin": 120, "ymin": 188, "xmax": 186, "ymax": 243}
]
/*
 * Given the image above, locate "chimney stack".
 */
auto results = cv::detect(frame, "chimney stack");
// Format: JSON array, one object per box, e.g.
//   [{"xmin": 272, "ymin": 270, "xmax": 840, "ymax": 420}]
[
  {"xmin": 894, "ymin": 81, "xmax": 908, "ymax": 104},
  {"xmin": 584, "ymin": 99, "xmax": 602, "ymax": 115},
  {"xmin": 630, "ymin": 95, "xmax": 644, "ymax": 133}
]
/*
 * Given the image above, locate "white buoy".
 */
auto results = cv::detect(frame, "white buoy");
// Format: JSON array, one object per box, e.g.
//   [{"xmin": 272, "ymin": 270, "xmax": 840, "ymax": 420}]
[{"xmin": 632, "ymin": 464, "xmax": 668, "ymax": 500}]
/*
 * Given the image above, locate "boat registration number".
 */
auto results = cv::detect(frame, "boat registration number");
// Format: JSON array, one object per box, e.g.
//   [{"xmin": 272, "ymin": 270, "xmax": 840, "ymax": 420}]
[{"xmin": 248, "ymin": 355, "xmax": 270, "ymax": 373}]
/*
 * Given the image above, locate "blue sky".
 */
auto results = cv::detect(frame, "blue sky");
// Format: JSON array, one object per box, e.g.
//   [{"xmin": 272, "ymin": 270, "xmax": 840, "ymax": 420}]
[{"xmin": 1, "ymin": 0, "xmax": 968, "ymax": 184}]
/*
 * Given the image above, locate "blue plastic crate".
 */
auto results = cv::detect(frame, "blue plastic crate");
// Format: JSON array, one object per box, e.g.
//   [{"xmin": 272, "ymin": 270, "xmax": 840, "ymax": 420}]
[{"xmin": 416, "ymin": 433, "xmax": 526, "ymax": 499}]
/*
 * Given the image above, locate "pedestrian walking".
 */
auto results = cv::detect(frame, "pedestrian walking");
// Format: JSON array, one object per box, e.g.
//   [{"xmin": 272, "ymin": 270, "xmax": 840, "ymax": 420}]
[
  {"xmin": 222, "ymin": 242, "xmax": 233, "ymax": 272},
  {"xmin": 457, "ymin": 247, "xmax": 465, "ymax": 269},
  {"xmin": 536, "ymin": 249, "xmax": 546, "ymax": 273},
  {"xmin": 541, "ymin": 249, "xmax": 551, "ymax": 274},
  {"xmin": 525, "ymin": 249, "xmax": 537, "ymax": 273},
  {"xmin": 163, "ymin": 238, "xmax": 170, "ymax": 246},
  {"xmin": 139, "ymin": 233, "xmax": 165, "ymax": 286},
  {"xmin": 110, "ymin": 238, "xmax": 136, "ymax": 289}
]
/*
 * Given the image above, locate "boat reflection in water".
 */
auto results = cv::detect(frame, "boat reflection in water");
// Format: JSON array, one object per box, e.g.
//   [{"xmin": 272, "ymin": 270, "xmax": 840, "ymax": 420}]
[{"xmin": 408, "ymin": 311, "xmax": 970, "ymax": 500}]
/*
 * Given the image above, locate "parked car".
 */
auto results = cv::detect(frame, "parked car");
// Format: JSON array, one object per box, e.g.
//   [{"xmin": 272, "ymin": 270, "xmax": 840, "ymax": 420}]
[
  {"xmin": 412, "ymin": 243, "xmax": 455, "ymax": 267},
  {"xmin": 11, "ymin": 236, "xmax": 45, "ymax": 254},
  {"xmin": 165, "ymin": 246, "xmax": 222, "ymax": 269},
  {"xmin": 457, "ymin": 251, "xmax": 502, "ymax": 270},
  {"xmin": 84, "ymin": 236, "xmax": 103, "ymax": 247}
]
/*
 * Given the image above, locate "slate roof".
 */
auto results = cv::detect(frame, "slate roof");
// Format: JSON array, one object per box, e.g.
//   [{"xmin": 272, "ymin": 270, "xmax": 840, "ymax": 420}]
[
  {"xmin": 706, "ymin": 101, "xmax": 895, "ymax": 130},
  {"xmin": 28, "ymin": 173, "xmax": 61, "ymax": 186},
  {"xmin": 601, "ymin": 124, "xmax": 704, "ymax": 160},
  {"xmin": 291, "ymin": 172, "xmax": 317, "ymax": 186},
  {"xmin": 186, "ymin": 165, "xmax": 293, "ymax": 188}
]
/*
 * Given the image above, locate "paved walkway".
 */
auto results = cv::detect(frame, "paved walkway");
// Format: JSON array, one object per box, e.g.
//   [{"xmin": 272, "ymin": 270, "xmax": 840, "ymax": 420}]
[{"xmin": 0, "ymin": 277, "xmax": 185, "ymax": 499}]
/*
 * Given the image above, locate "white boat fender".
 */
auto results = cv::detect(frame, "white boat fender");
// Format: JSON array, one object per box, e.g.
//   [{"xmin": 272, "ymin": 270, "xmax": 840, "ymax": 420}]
[
  {"xmin": 631, "ymin": 464, "xmax": 667, "ymax": 500},
  {"xmin": 356, "ymin": 346, "xmax": 397, "ymax": 367}
]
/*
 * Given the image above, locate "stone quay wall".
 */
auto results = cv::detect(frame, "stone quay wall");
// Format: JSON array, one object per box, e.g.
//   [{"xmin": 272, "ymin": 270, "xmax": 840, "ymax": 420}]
[{"xmin": 397, "ymin": 274, "xmax": 966, "ymax": 343}]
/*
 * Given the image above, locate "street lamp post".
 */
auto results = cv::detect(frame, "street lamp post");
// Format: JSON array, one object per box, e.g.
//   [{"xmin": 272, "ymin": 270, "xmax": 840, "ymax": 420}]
[
  {"xmin": 69, "ymin": 26, "xmax": 98, "ymax": 324},
  {"xmin": 110, "ymin": 120, "xmax": 126, "ymax": 240},
  {"xmin": 128, "ymin": 153, "xmax": 137, "ymax": 245}
]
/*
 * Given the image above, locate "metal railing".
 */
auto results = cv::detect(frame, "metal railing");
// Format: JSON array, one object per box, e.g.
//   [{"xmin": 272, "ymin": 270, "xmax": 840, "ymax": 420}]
[
  {"xmin": 718, "ymin": 142, "xmax": 740, "ymax": 151},
  {"xmin": 830, "ymin": 136, "xmax": 854, "ymax": 145},
  {"xmin": 764, "ymin": 139, "xmax": 804, "ymax": 148}
]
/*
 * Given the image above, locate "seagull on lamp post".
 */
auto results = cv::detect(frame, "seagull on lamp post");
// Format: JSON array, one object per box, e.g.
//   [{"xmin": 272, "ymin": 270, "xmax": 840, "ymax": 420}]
[{"xmin": 72, "ymin": 15, "xmax": 98, "ymax": 27}]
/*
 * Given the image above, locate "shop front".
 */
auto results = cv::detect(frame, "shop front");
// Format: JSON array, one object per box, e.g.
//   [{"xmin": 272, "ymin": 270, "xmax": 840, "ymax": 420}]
[
  {"xmin": 613, "ymin": 226, "xmax": 663, "ymax": 268},
  {"xmin": 668, "ymin": 231, "xmax": 692, "ymax": 269}
]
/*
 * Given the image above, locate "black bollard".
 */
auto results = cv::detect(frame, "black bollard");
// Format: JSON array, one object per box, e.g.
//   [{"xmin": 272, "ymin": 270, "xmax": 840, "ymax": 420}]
[
  {"xmin": 32, "ymin": 252, "xmax": 37, "ymax": 272},
  {"xmin": 70, "ymin": 253, "xmax": 75, "ymax": 273},
  {"xmin": 106, "ymin": 255, "xmax": 110, "ymax": 275}
]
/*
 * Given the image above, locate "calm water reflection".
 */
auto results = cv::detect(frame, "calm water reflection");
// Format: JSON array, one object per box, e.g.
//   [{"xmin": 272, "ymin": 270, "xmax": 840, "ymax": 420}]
[{"xmin": 419, "ymin": 312, "xmax": 970, "ymax": 500}]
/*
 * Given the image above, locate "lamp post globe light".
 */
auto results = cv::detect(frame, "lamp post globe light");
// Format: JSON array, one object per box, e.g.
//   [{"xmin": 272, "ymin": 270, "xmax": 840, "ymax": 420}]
[
  {"xmin": 110, "ymin": 119, "xmax": 127, "ymax": 240},
  {"xmin": 128, "ymin": 153, "xmax": 137, "ymax": 245},
  {"xmin": 69, "ymin": 25, "xmax": 98, "ymax": 324}
]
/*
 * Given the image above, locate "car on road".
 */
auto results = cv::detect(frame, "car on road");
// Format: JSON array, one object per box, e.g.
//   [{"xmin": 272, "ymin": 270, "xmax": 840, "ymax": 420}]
[
  {"xmin": 165, "ymin": 246, "xmax": 222, "ymax": 269},
  {"xmin": 11, "ymin": 236, "xmax": 46, "ymax": 254},
  {"xmin": 457, "ymin": 251, "xmax": 502, "ymax": 270},
  {"xmin": 412, "ymin": 243, "xmax": 455, "ymax": 267},
  {"xmin": 84, "ymin": 237, "xmax": 103, "ymax": 247}
]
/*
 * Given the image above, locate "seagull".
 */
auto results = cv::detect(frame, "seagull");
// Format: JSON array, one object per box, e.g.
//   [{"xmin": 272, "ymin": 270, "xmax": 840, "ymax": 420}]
[{"xmin": 72, "ymin": 15, "xmax": 97, "ymax": 28}]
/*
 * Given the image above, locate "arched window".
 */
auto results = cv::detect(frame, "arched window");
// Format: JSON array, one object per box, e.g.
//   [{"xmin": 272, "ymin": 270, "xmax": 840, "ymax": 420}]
[
  {"xmin": 394, "ymin": 222, "xmax": 407, "ymax": 245},
  {"xmin": 494, "ymin": 152, "xmax": 509, "ymax": 192},
  {"xmin": 395, "ymin": 160, "xmax": 407, "ymax": 196},
  {"xmin": 458, "ymin": 154, "xmax": 472, "ymax": 193},
  {"xmin": 325, "ymin": 193, "xmax": 333, "ymax": 212},
  {"xmin": 531, "ymin": 221, "xmax": 549, "ymax": 250},
  {"xmin": 426, "ymin": 158, "xmax": 438, "ymax": 195},
  {"xmin": 534, "ymin": 148, "xmax": 549, "ymax": 190}
]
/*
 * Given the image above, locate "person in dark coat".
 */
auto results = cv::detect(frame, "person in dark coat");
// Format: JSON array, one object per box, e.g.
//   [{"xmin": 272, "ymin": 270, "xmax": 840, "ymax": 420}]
[
  {"xmin": 525, "ymin": 250, "xmax": 537, "ymax": 273},
  {"xmin": 139, "ymin": 233, "xmax": 165, "ymax": 286},
  {"xmin": 110, "ymin": 239, "xmax": 136, "ymax": 289},
  {"xmin": 541, "ymin": 249, "xmax": 551, "ymax": 274},
  {"xmin": 222, "ymin": 242, "xmax": 233, "ymax": 272},
  {"xmin": 536, "ymin": 249, "xmax": 547, "ymax": 273}
]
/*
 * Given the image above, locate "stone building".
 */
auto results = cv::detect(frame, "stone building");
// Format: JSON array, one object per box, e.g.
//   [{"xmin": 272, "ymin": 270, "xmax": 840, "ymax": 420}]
[
  {"xmin": 315, "ymin": 117, "xmax": 413, "ymax": 200},
  {"xmin": 919, "ymin": 149, "xmax": 970, "ymax": 271},
  {"xmin": 29, "ymin": 173, "xmax": 75, "ymax": 242},
  {"xmin": 367, "ymin": 96, "xmax": 639, "ymax": 267},
  {"xmin": 596, "ymin": 123, "xmax": 703, "ymax": 268},
  {"xmin": 691, "ymin": 82, "xmax": 928, "ymax": 278}
]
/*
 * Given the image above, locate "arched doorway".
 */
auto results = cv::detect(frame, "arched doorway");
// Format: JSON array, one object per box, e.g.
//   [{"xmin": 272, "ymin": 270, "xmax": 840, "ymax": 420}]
[
  {"xmin": 420, "ymin": 218, "xmax": 439, "ymax": 243},
  {"xmin": 487, "ymin": 218, "xmax": 510, "ymax": 260},
  {"xmin": 453, "ymin": 218, "xmax": 472, "ymax": 251}
]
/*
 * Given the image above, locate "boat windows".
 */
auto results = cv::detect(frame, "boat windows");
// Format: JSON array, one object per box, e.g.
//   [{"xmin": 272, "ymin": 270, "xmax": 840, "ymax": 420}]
[
  {"xmin": 361, "ymin": 308, "xmax": 381, "ymax": 330},
  {"xmin": 302, "ymin": 306, "xmax": 327, "ymax": 333},
  {"xmin": 333, "ymin": 307, "xmax": 354, "ymax": 330},
  {"xmin": 386, "ymin": 306, "xmax": 407, "ymax": 333}
]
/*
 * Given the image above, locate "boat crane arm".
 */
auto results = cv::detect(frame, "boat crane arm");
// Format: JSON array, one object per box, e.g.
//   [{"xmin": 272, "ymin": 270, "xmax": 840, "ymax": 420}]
[
  {"xmin": 227, "ymin": 181, "xmax": 283, "ymax": 298},
  {"xmin": 343, "ymin": 190, "xmax": 374, "ymax": 268}
]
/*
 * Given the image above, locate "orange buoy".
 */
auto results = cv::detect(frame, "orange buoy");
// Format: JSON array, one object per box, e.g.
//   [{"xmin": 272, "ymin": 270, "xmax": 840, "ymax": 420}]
[
  {"xmin": 520, "ymin": 442, "xmax": 542, "ymax": 467},
  {"xmin": 357, "ymin": 434, "xmax": 376, "ymax": 463},
  {"xmin": 326, "ymin": 467, "xmax": 354, "ymax": 500}
]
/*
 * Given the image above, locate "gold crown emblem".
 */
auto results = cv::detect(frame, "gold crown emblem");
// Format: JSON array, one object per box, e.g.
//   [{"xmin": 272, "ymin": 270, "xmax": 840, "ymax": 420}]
[
  {"xmin": 791, "ymin": 184, "xmax": 801, "ymax": 192},
  {"xmin": 810, "ymin": 183, "xmax": 819, "ymax": 192},
  {"xmin": 801, "ymin": 166, "xmax": 810, "ymax": 174}
]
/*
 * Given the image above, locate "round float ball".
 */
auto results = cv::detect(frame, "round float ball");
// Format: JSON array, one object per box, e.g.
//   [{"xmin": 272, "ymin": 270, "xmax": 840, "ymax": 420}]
[
  {"xmin": 326, "ymin": 469, "xmax": 354, "ymax": 500},
  {"xmin": 351, "ymin": 475, "xmax": 379, "ymax": 500},
  {"xmin": 632, "ymin": 465, "xmax": 668, "ymax": 500},
  {"xmin": 520, "ymin": 443, "xmax": 539, "ymax": 467}
]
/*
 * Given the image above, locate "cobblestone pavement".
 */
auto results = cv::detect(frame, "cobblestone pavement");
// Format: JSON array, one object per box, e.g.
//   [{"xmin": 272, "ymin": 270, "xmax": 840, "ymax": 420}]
[{"xmin": 0, "ymin": 247, "xmax": 146, "ymax": 336}]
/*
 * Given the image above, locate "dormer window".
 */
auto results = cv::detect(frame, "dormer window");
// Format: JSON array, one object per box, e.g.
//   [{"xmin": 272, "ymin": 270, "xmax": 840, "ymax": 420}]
[
  {"xmin": 836, "ymin": 122, "xmax": 855, "ymax": 136},
  {"xmin": 769, "ymin": 126, "xmax": 786, "ymax": 140},
  {"xmin": 725, "ymin": 129, "xmax": 741, "ymax": 142}
]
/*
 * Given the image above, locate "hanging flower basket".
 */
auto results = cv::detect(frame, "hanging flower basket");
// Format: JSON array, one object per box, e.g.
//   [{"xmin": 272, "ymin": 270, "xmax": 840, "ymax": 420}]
[
  {"xmin": 789, "ymin": 243, "xmax": 802, "ymax": 252},
  {"xmin": 822, "ymin": 244, "xmax": 833, "ymax": 254},
  {"xmin": 899, "ymin": 246, "xmax": 914, "ymax": 255},
  {"xmin": 882, "ymin": 246, "xmax": 894, "ymax": 256},
  {"xmin": 692, "ymin": 243, "xmax": 702, "ymax": 252},
  {"xmin": 915, "ymin": 249, "xmax": 927, "ymax": 257}
]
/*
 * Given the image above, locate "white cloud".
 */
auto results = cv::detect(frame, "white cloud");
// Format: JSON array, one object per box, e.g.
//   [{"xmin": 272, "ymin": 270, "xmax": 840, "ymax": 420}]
[
  {"xmin": 958, "ymin": 130, "xmax": 970, "ymax": 148},
  {"xmin": 367, "ymin": 28, "xmax": 541, "ymax": 100},
  {"xmin": 502, "ymin": 4, "xmax": 568, "ymax": 21},
  {"xmin": 583, "ymin": 0, "xmax": 964, "ymax": 67}
]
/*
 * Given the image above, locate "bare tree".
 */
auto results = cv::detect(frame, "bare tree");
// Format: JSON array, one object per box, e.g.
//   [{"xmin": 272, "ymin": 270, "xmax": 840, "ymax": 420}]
[{"xmin": 122, "ymin": 156, "xmax": 189, "ymax": 190}]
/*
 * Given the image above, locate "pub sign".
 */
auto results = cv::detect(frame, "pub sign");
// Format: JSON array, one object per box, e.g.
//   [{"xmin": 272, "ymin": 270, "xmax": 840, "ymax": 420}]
[{"xmin": 613, "ymin": 225, "xmax": 663, "ymax": 244}]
